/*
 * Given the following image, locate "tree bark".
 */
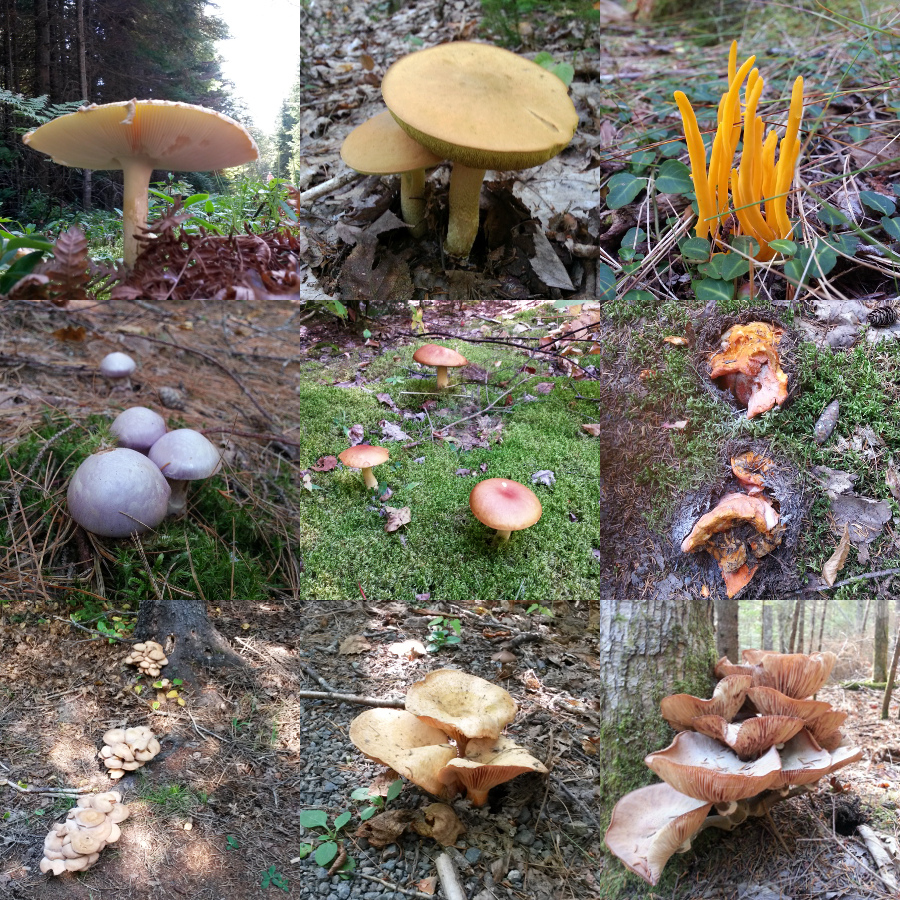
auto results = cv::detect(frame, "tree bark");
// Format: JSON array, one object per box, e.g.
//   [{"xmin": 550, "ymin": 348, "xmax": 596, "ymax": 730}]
[
  {"xmin": 777, "ymin": 596, "xmax": 790, "ymax": 652},
  {"xmin": 873, "ymin": 592, "xmax": 889, "ymax": 683},
  {"xmin": 761, "ymin": 598, "xmax": 773, "ymax": 650},
  {"xmin": 881, "ymin": 628, "xmax": 900, "ymax": 720},
  {"xmin": 76, "ymin": 0, "xmax": 91, "ymax": 210},
  {"xmin": 715, "ymin": 590, "xmax": 739, "ymax": 661},
  {"xmin": 33, "ymin": 0, "xmax": 50, "ymax": 95},
  {"xmin": 788, "ymin": 594, "xmax": 802, "ymax": 653}
]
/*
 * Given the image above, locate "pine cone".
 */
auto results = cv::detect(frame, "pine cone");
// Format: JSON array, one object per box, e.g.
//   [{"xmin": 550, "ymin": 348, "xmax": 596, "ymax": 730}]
[{"xmin": 868, "ymin": 305, "xmax": 897, "ymax": 328}]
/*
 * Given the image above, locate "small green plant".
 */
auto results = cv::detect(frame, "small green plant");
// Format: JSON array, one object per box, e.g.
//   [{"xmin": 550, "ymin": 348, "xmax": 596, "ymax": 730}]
[
  {"xmin": 426, "ymin": 616, "xmax": 462, "ymax": 652},
  {"xmin": 526, "ymin": 603, "xmax": 554, "ymax": 617},
  {"xmin": 260, "ymin": 863, "xmax": 289, "ymax": 892},
  {"xmin": 298, "ymin": 809, "xmax": 355, "ymax": 873},
  {"xmin": 350, "ymin": 777, "xmax": 403, "ymax": 821}
]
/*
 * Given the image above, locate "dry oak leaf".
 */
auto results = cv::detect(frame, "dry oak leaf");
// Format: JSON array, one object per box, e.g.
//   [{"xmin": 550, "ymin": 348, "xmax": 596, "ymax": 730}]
[
  {"xmin": 709, "ymin": 322, "xmax": 788, "ymax": 418},
  {"xmin": 411, "ymin": 803, "xmax": 466, "ymax": 846},
  {"xmin": 581, "ymin": 423, "xmax": 603, "ymax": 436},
  {"xmin": 354, "ymin": 809, "xmax": 417, "ymax": 848},
  {"xmin": 822, "ymin": 524, "xmax": 851, "ymax": 587},
  {"xmin": 339, "ymin": 634, "xmax": 373, "ymax": 655},
  {"xmin": 415, "ymin": 877, "xmax": 438, "ymax": 895},
  {"xmin": 311, "ymin": 455, "xmax": 338, "ymax": 472},
  {"xmin": 388, "ymin": 639, "xmax": 427, "ymax": 659},
  {"xmin": 663, "ymin": 336, "xmax": 690, "ymax": 347},
  {"xmin": 384, "ymin": 506, "xmax": 411, "ymax": 532}
]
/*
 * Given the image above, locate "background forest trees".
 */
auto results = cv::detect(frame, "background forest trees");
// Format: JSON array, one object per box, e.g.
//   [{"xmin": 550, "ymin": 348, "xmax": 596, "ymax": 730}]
[{"xmin": 0, "ymin": 0, "xmax": 241, "ymax": 219}]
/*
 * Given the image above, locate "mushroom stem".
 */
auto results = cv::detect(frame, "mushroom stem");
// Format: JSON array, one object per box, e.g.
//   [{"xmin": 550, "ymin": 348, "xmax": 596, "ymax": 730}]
[
  {"xmin": 166, "ymin": 479, "xmax": 189, "ymax": 516},
  {"xmin": 494, "ymin": 529, "xmax": 512, "ymax": 544},
  {"xmin": 435, "ymin": 364, "xmax": 449, "ymax": 389},
  {"xmin": 400, "ymin": 168, "xmax": 427, "ymax": 238},
  {"xmin": 465, "ymin": 787, "xmax": 490, "ymax": 807},
  {"xmin": 445, "ymin": 163, "xmax": 486, "ymax": 257},
  {"xmin": 120, "ymin": 154, "xmax": 155, "ymax": 268},
  {"xmin": 361, "ymin": 466, "xmax": 378, "ymax": 490}
]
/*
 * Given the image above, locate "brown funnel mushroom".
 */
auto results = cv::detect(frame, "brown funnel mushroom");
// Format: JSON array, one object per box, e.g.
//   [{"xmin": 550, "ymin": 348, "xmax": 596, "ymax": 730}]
[
  {"xmin": 690, "ymin": 714, "xmax": 805, "ymax": 760},
  {"xmin": 721, "ymin": 650, "xmax": 837, "ymax": 699},
  {"xmin": 404, "ymin": 669, "xmax": 517, "ymax": 755},
  {"xmin": 438, "ymin": 736, "xmax": 547, "ymax": 806},
  {"xmin": 382, "ymin": 42, "xmax": 578, "ymax": 257},
  {"xmin": 341, "ymin": 110, "xmax": 442, "ymax": 237},
  {"xmin": 772, "ymin": 729, "xmax": 833, "ymax": 788},
  {"xmin": 412, "ymin": 344, "xmax": 468, "ymax": 390},
  {"xmin": 746, "ymin": 686, "xmax": 833, "ymax": 723},
  {"xmin": 469, "ymin": 478, "xmax": 542, "ymax": 545},
  {"xmin": 338, "ymin": 444, "xmax": 389, "ymax": 490},
  {"xmin": 645, "ymin": 731, "xmax": 782, "ymax": 803},
  {"xmin": 24, "ymin": 100, "xmax": 258, "ymax": 267},
  {"xmin": 660, "ymin": 674, "xmax": 753, "ymax": 732},
  {"xmin": 709, "ymin": 322, "xmax": 788, "ymax": 418},
  {"xmin": 349, "ymin": 708, "xmax": 457, "ymax": 798},
  {"xmin": 605, "ymin": 783, "xmax": 713, "ymax": 886}
]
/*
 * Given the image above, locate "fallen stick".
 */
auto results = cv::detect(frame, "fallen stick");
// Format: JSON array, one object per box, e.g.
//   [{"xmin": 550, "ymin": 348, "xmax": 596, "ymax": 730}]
[
  {"xmin": 435, "ymin": 852, "xmax": 467, "ymax": 900},
  {"xmin": 293, "ymin": 171, "xmax": 360, "ymax": 205},
  {"xmin": 1, "ymin": 778, "xmax": 90, "ymax": 796},
  {"xmin": 857, "ymin": 824, "xmax": 900, "ymax": 892},
  {"xmin": 291, "ymin": 689, "xmax": 404, "ymax": 708},
  {"xmin": 357, "ymin": 873, "xmax": 434, "ymax": 899}
]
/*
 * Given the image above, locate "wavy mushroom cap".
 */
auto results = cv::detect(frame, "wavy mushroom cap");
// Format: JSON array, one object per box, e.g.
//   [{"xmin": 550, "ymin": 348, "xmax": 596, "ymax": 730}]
[
  {"xmin": 690, "ymin": 714, "xmax": 805, "ymax": 760},
  {"xmin": 772, "ymin": 729, "xmax": 833, "ymax": 788},
  {"xmin": 382, "ymin": 42, "xmax": 578, "ymax": 171},
  {"xmin": 338, "ymin": 444, "xmax": 390, "ymax": 469},
  {"xmin": 405, "ymin": 669, "xmax": 517, "ymax": 751},
  {"xmin": 660, "ymin": 674, "xmax": 753, "ymax": 732},
  {"xmin": 716, "ymin": 650, "xmax": 837, "ymax": 699},
  {"xmin": 110, "ymin": 406, "xmax": 167, "ymax": 453},
  {"xmin": 645, "ymin": 731, "xmax": 782, "ymax": 803},
  {"xmin": 67, "ymin": 448, "xmax": 171, "ymax": 538},
  {"xmin": 349, "ymin": 708, "xmax": 457, "ymax": 797},
  {"xmin": 341, "ymin": 109, "xmax": 442, "ymax": 175},
  {"xmin": 469, "ymin": 478, "xmax": 542, "ymax": 534},
  {"xmin": 746, "ymin": 685, "xmax": 833, "ymax": 722},
  {"xmin": 412, "ymin": 344, "xmax": 469, "ymax": 369},
  {"xmin": 148, "ymin": 429, "xmax": 222, "ymax": 481},
  {"xmin": 100, "ymin": 351, "xmax": 136, "ymax": 378},
  {"xmin": 605, "ymin": 782, "xmax": 713, "ymax": 886},
  {"xmin": 681, "ymin": 493, "xmax": 780, "ymax": 553}
]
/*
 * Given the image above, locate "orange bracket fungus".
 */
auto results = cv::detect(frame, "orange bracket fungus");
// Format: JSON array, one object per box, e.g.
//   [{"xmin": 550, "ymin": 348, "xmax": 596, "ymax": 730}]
[
  {"xmin": 606, "ymin": 650, "xmax": 861, "ymax": 886},
  {"xmin": 710, "ymin": 322, "xmax": 788, "ymax": 419}
]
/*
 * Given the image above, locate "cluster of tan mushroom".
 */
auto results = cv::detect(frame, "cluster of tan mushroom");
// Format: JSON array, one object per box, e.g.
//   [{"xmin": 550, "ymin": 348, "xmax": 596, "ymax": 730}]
[
  {"xmin": 605, "ymin": 650, "xmax": 861, "ymax": 886},
  {"xmin": 99, "ymin": 726, "xmax": 161, "ymax": 779},
  {"xmin": 350, "ymin": 669, "xmax": 547, "ymax": 806},
  {"xmin": 40, "ymin": 791, "xmax": 129, "ymax": 876},
  {"xmin": 340, "ymin": 42, "xmax": 578, "ymax": 257},
  {"xmin": 681, "ymin": 451, "xmax": 785, "ymax": 597},
  {"xmin": 123, "ymin": 640, "xmax": 168, "ymax": 677}
]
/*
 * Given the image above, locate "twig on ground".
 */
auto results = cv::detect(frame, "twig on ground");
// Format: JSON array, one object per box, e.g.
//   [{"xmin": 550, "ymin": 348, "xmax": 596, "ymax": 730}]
[
  {"xmin": 435, "ymin": 852, "xmax": 467, "ymax": 900},
  {"xmin": 299, "ymin": 663, "xmax": 339, "ymax": 693},
  {"xmin": 292, "ymin": 171, "xmax": 360, "ymax": 205},
  {"xmin": 52, "ymin": 615, "xmax": 135, "ymax": 644},
  {"xmin": 797, "ymin": 568, "xmax": 900, "ymax": 593},
  {"xmin": 185, "ymin": 707, "xmax": 229, "ymax": 744},
  {"xmin": 857, "ymin": 825, "xmax": 900, "ymax": 892},
  {"xmin": 200, "ymin": 428, "xmax": 308, "ymax": 448},
  {"xmin": 1, "ymin": 778, "xmax": 91, "ymax": 796},
  {"xmin": 548, "ymin": 774, "xmax": 603, "ymax": 830},
  {"xmin": 357, "ymin": 873, "xmax": 434, "ymax": 899},
  {"xmin": 290, "ymin": 689, "xmax": 404, "ymax": 708}
]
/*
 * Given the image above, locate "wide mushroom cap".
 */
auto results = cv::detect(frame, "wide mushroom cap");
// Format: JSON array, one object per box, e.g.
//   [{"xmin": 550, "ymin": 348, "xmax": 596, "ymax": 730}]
[
  {"xmin": 605, "ymin": 783, "xmax": 713, "ymax": 886},
  {"xmin": 405, "ymin": 669, "xmax": 517, "ymax": 752},
  {"xmin": 67, "ymin": 448, "xmax": 171, "ymax": 538},
  {"xmin": 341, "ymin": 110, "xmax": 441, "ymax": 175},
  {"xmin": 412, "ymin": 344, "xmax": 468, "ymax": 369},
  {"xmin": 690, "ymin": 713, "xmax": 805, "ymax": 760},
  {"xmin": 338, "ymin": 445, "xmax": 390, "ymax": 470},
  {"xmin": 382, "ymin": 42, "xmax": 578, "ymax": 171},
  {"xmin": 469, "ymin": 478, "xmax": 542, "ymax": 535},
  {"xmin": 110, "ymin": 406, "xmax": 167, "ymax": 453},
  {"xmin": 149, "ymin": 429, "xmax": 222, "ymax": 481},
  {"xmin": 100, "ymin": 352, "xmax": 136, "ymax": 379},
  {"xmin": 660, "ymin": 674, "xmax": 753, "ymax": 732}
]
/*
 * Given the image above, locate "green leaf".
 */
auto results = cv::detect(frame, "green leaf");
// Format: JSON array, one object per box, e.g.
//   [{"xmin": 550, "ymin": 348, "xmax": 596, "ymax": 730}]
[
  {"xmin": 630, "ymin": 150, "xmax": 656, "ymax": 174},
  {"xmin": 783, "ymin": 240, "xmax": 838, "ymax": 286},
  {"xmin": 338, "ymin": 855, "xmax": 357, "ymax": 876},
  {"xmin": 768, "ymin": 239, "xmax": 797, "ymax": 257},
  {"xmin": 817, "ymin": 207, "xmax": 846, "ymax": 226},
  {"xmin": 730, "ymin": 236, "xmax": 759, "ymax": 259},
  {"xmin": 359, "ymin": 806, "xmax": 377, "ymax": 821},
  {"xmin": 333, "ymin": 810, "xmax": 352, "ymax": 832},
  {"xmin": 182, "ymin": 192, "xmax": 209, "ymax": 208},
  {"xmin": 621, "ymin": 226, "xmax": 647, "ymax": 250},
  {"xmin": 299, "ymin": 809, "xmax": 329, "ymax": 830},
  {"xmin": 533, "ymin": 51, "xmax": 553, "ymax": 66},
  {"xmin": 655, "ymin": 159, "xmax": 693, "ymax": 194},
  {"xmin": 448, "ymin": 618, "xmax": 462, "ymax": 635},
  {"xmin": 859, "ymin": 191, "xmax": 896, "ymax": 216},
  {"xmin": 172, "ymin": 678, "xmax": 183, "ymax": 686},
  {"xmin": 386, "ymin": 779, "xmax": 403, "ymax": 802},
  {"xmin": 698, "ymin": 254, "xmax": 727, "ymax": 279},
  {"xmin": 550, "ymin": 63, "xmax": 574, "ymax": 87},
  {"xmin": 606, "ymin": 172, "xmax": 647, "ymax": 209},
  {"xmin": 881, "ymin": 216, "xmax": 900, "ymax": 240},
  {"xmin": 315, "ymin": 841, "xmax": 339, "ymax": 867},
  {"xmin": 693, "ymin": 277, "xmax": 734, "ymax": 307},
  {"xmin": 3, "ymin": 235, "xmax": 53, "ymax": 253},
  {"xmin": 0, "ymin": 250, "xmax": 45, "ymax": 294},
  {"xmin": 659, "ymin": 139, "xmax": 688, "ymax": 158},
  {"xmin": 595, "ymin": 263, "xmax": 616, "ymax": 302},
  {"xmin": 680, "ymin": 237, "xmax": 711, "ymax": 261},
  {"xmin": 826, "ymin": 233, "xmax": 859, "ymax": 257},
  {"xmin": 226, "ymin": 835, "xmax": 240, "ymax": 850},
  {"xmin": 718, "ymin": 253, "xmax": 750, "ymax": 281},
  {"xmin": 847, "ymin": 125, "xmax": 870, "ymax": 141},
  {"xmin": 295, "ymin": 843, "xmax": 312, "ymax": 859},
  {"xmin": 622, "ymin": 289, "xmax": 654, "ymax": 311},
  {"xmin": 350, "ymin": 788, "xmax": 372, "ymax": 801}
]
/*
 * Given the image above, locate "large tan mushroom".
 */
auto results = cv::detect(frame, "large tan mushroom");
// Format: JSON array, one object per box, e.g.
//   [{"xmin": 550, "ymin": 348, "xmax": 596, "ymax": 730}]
[
  {"xmin": 338, "ymin": 444, "xmax": 389, "ymax": 490},
  {"xmin": 645, "ymin": 731, "xmax": 782, "ymax": 803},
  {"xmin": 404, "ymin": 669, "xmax": 517, "ymax": 754},
  {"xmin": 341, "ymin": 110, "xmax": 442, "ymax": 237},
  {"xmin": 715, "ymin": 650, "xmax": 836, "ymax": 699},
  {"xmin": 349, "ymin": 708, "xmax": 457, "ymax": 798},
  {"xmin": 123, "ymin": 640, "xmax": 168, "ymax": 678},
  {"xmin": 412, "ymin": 344, "xmax": 468, "ymax": 390},
  {"xmin": 690, "ymin": 714, "xmax": 805, "ymax": 760},
  {"xmin": 660, "ymin": 674, "xmax": 753, "ymax": 732},
  {"xmin": 23, "ymin": 100, "xmax": 258, "ymax": 267},
  {"xmin": 100, "ymin": 724, "xmax": 160, "ymax": 779},
  {"xmin": 469, "ymin": 478, "xmax": 542, "ymax": 545},
  {"xmin": 605, "ymin": 783, "xmax": 713, "ymax": 886},
  {"xmin": 438, "ymin": 736, "xmax": 547, "ymax": 806},
  {"xmin": 382, "ymin": 42, "xmax": 578, "ymax": 257}
]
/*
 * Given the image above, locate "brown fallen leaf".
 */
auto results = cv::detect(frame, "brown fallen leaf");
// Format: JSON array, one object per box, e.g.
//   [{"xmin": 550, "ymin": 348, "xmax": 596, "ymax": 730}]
[
  {"xmin": 388, "ymin": 639, "xmax": 427, "ymax": 659},
  {"xmin": 822, "ymin": 524, "xmax": 851, "ymax": 587},
  {"xmin": 415, "ymin": 877, "xmax": 438, "ymax": 895},
  {"xmin": 384, "ymin": 506, "xmax": 411, "ymax": 532},
  {"xmin": 311, "ymin": 455, "xmax": 338, "ymax": 472},
  {"xmin": 354, "ymin": 809, "xmax": 417, "ymax": 847},
  {"xmin": 52, "ymin": 325, "xmax": 87, "ymax": 341},
  {"xmin": 581, "ymin": 423, "xmax": 603, "ymax": 436},
  {"xmin": 661, "ymin": 420, "xmax": 688, "ymax": 430},
  {"xmin": 339, "ymin": 634, "xmax": 372, "ymax": 655},
  {"xmin": 663, "ymin": 335, "xmax": 690, "ymax": 347},
  {"xmin": 534, "ymin": 382, "xmax": 555, "ymax": 394},
  {"xmin": 886, "ymin": 461, "xmax": 900, "ymax": 502},
  {"xmin": 411, "ymin": 803, "xmax": 466, "ymax": 846}
]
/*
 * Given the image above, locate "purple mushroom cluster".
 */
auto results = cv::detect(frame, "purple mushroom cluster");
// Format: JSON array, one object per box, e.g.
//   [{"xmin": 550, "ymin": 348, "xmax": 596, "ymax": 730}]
[{"xmin": 67, "ymin": 403, "xmax": 222, "ymax": 539}]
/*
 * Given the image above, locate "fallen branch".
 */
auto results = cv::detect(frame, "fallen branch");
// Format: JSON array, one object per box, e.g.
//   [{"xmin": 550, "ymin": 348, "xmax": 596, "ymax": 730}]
[
  {"xmin": 857, "ymin": 824, "xmax": 900, "ymax": 892},
  {"xmin": 435, "ymin": 852, "xmax": 467, "ymax": 900},
  {"xmin": 53, "ymin": 615, "xmax": 135, "ymax": 644},
  {"xmin": 292, "ymin": 171, "xmax": 360, "ymax": 206},
  {"xmin": 291, "ymin": 689, "xmax": 404, "ymax": 708},
  {"xmin": 800, "ymin": 567, "xmax": 900, "ymax": 593},
  {"xmin": 357, "ymin": 873, "xmax": 435, "ymax": 899},
  {"xmin": 1, "ymin": 778, "xmax": 90, "ymax": 796}
]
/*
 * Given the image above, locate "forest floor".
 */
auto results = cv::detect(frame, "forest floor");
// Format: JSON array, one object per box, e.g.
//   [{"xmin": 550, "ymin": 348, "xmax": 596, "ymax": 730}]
[{"xmin": 2, "ymin": 0, "xmax": 900, "ymax": 898}]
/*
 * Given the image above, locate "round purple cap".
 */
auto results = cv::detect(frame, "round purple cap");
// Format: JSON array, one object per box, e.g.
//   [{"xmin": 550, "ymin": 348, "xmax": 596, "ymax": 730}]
[
  {"xmin": 148, "ymin": 429, "xmax": 222, "ymax": 481},
  {"xmin": 110, "ymin": 407, "xmax": 167, "ymax": 453},
  {"xmin": 100, "ymin": 352, "xmax": 136, "ymax": 378}
]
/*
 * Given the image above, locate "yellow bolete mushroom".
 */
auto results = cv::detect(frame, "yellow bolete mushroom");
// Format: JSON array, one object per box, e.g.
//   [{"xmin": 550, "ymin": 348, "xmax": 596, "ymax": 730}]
[
  {"xmin": 382, "ymin": 42, "xmax": 578, "ymax": 257},
  {"xmin": 412, "ymin": 344, "xmax": 468, "ymax": 390},
  {"xmin": 338, "ymin": 444, "xmax": 389, "ymax": 490},
  {"xmin": 23, "ymin": 100, "xmax": 258, "ymax": 268},
  {"xmin": 341, "ymin": 109, "xmax": 442, "ymax": 237},
  {"xmin": 469, "ymin": 478, "xmax": 542, "ymax": 545}
]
